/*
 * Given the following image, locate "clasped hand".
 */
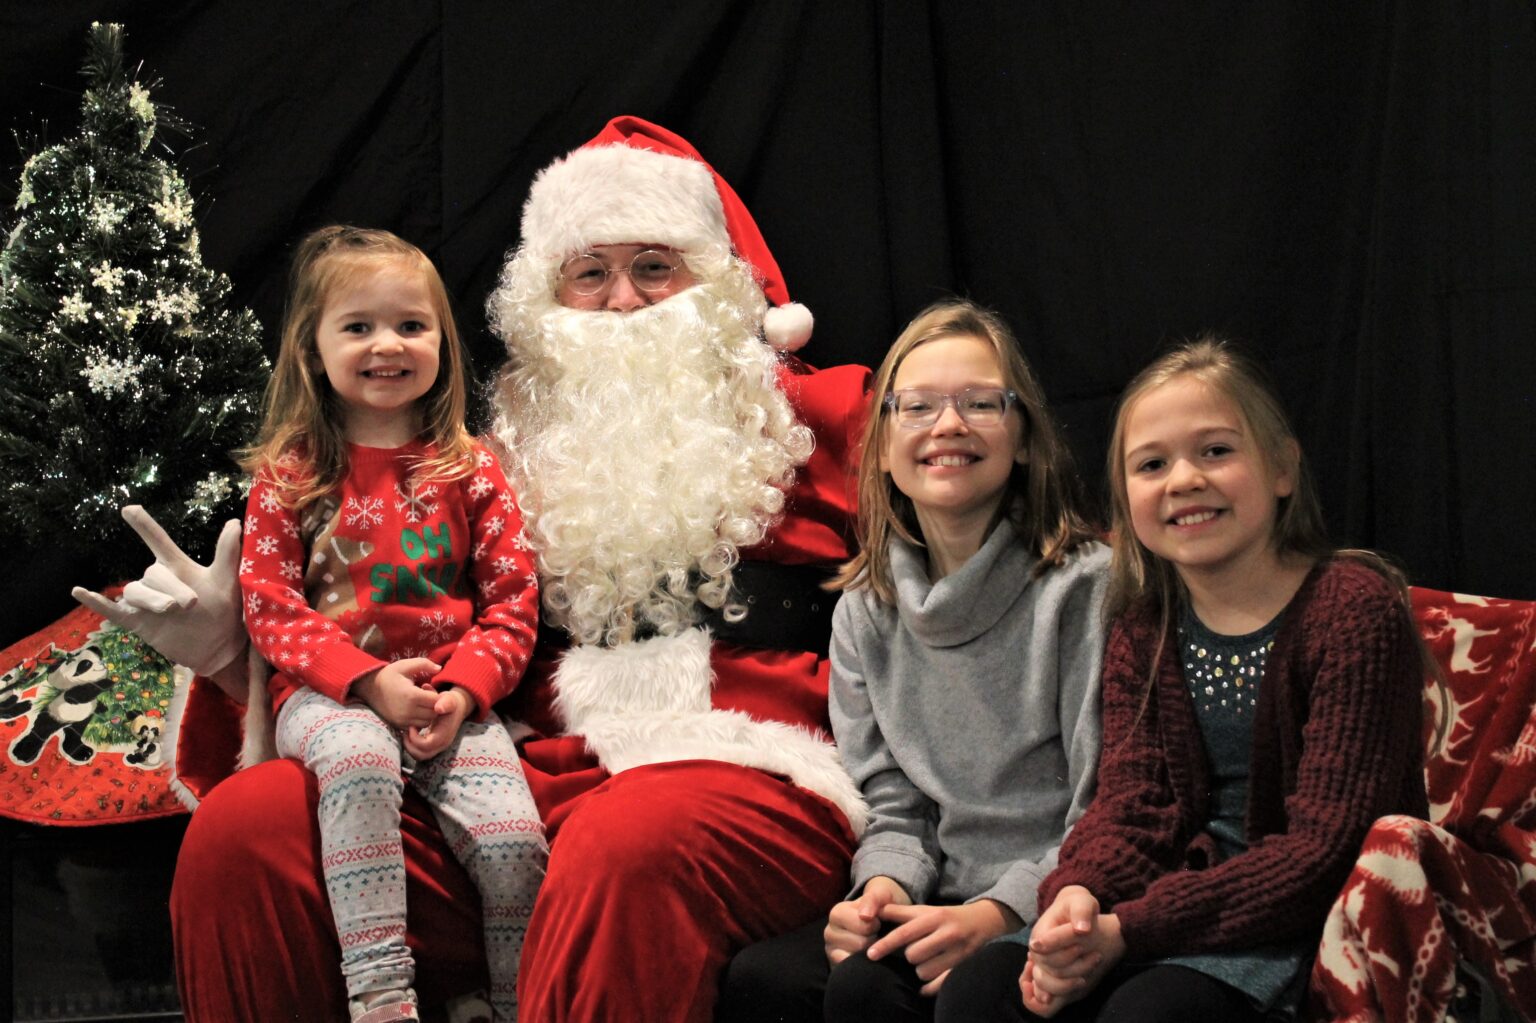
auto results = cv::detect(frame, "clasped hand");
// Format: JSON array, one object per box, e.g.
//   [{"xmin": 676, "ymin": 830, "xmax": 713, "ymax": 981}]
[
  {"xmin": 351, "ymin": 660, "xmax": 475, "ymax": 761},
  {"xmin": 1019, "ymin": 885, "xmax": 1125, "ymax": 1017},
  {"xmin": 824, "ymin": 876, "xmax": 1020, "ymax": 995}
]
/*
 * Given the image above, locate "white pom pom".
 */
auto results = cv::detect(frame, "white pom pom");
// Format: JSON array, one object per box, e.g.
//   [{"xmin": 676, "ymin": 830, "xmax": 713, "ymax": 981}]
[{"xmin": 763, "ymin": 302, "xmax": 813, "ymax": 352}]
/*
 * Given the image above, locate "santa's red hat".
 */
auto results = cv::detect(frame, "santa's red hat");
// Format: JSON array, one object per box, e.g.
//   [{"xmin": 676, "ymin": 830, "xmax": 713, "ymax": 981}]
[{"xmin": 519, "ymin": 115, "xmax": 813, "ymax": 352}]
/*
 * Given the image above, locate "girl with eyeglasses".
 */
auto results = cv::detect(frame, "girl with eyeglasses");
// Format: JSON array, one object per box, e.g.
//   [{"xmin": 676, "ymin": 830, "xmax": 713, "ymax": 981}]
[{"xmin": 717, "ymin": 299, "xmax": 1110, "ymax": 1023}]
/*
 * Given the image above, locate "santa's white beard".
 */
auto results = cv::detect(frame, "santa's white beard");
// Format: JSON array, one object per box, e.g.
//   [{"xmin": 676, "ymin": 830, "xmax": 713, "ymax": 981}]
[{"xmin": 489, "ymin": 256, "xmax": 813, "ymax": 647}]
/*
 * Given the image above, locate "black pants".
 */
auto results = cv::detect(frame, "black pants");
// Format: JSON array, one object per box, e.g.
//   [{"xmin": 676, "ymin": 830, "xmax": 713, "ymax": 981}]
[
  {"xmin": 716, "ymin": 925, "xmax": 1270, "ymax": 1023},
  {"xmin": 718, "ymin": 920, "xmax": 1126, "ymax": 1023},
  {"xmin": 718, "ymin": 917, "xmax": 957, "ymax": 1022},
  {"xmin": 940, "ymin": 941, "xmax": 1271, "ymax": 1023}
]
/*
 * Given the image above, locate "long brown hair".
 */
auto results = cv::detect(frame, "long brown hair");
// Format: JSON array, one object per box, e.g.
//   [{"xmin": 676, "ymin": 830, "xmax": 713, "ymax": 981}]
[
  {"xmin": 1104, "ymin": 335, "xmax": 1333, "ymax": 622},
  {"xmin": 238, "ymin": 226, "xmax": 475, "ymax": 506},
  {"xmin": 1105, "ymin": 335, "xmax": 1440, "ymax": 734},
  {"xmin": 831, "ymin": 299, "xmax": 1098, "ymax": 604}
]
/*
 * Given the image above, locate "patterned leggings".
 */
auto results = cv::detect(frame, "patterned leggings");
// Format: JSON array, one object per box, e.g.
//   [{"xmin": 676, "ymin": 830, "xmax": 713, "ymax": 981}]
[{"xmin": 276, "ymin": 687, "xmax": 546, "ymax": 1020}]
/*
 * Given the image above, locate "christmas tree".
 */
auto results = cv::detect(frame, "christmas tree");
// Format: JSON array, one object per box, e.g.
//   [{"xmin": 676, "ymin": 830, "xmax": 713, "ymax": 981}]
[
  {"xmin": 0, "ymin": 22, "xmax": 267, "ymax": 579},
  {"xmin": 84, "ymin": 624, "xmax": 177, "ymax": 753}
]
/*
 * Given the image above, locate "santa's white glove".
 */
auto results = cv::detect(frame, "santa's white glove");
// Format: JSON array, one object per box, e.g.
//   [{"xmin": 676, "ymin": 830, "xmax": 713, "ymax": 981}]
[{"xmin": 72, "ymin": 505, "xmax": 247, "ymax": 678}]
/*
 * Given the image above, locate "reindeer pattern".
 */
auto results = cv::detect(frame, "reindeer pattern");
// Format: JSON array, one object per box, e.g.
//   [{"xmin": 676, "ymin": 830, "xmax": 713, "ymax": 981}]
[{"xmin": 300, "ymin": 497, "xmax": 384, "ymax": 655}]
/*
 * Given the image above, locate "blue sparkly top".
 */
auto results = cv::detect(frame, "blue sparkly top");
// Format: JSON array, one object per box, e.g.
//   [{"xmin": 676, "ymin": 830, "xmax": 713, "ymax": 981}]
[
  {"xmin": 1177, "ymin": 606, "xmax": 1278, "ymax": 855},
  {"xmin": 1157, "ymin": 606, "xmax": 1309, "ymax": 1015}
]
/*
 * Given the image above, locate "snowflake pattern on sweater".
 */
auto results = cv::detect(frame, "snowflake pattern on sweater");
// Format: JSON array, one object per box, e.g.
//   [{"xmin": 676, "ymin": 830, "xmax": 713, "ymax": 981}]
[{"xmin": 239, "ymin": 441, "xmax": 539, "ymax": 718}]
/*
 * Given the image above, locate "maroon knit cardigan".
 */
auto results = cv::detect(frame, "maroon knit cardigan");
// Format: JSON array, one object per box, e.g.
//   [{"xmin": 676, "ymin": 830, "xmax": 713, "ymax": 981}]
[{"xmin": 1037, "ymin": 557, "xmax": 1428, "ymax": 959}]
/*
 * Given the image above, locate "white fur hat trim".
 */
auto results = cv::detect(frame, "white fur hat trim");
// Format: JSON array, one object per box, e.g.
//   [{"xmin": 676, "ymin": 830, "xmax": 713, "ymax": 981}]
[{"xmin": 521, "ymin": 144, "xmax": 728, "ymax": 261}]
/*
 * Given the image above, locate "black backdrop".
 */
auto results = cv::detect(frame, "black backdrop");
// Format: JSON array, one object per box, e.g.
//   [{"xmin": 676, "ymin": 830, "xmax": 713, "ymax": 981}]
[{"xmin": 4, "ymin": 2, "xmax": 1534, "ymax": 646}]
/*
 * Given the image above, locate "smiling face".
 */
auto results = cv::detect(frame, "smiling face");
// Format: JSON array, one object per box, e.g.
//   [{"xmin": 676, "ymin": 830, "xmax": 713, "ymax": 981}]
[
  {"xmin": 314, "ymin": 259, "xmax": 442, "ymax": 446},
  {"xmin": 1121, "ymin": 373, "xmax": 1294, "ymax": 587},
  {"xmin": 880, "ymin": 333, "xmax": 1026, "ymax": 540}
]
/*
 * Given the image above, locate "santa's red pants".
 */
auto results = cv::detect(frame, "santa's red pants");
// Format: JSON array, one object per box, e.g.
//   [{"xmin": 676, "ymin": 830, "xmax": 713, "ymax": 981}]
[{"xmin": 171, "ymin": 756, "xmax": 854, "ymax": 1022}]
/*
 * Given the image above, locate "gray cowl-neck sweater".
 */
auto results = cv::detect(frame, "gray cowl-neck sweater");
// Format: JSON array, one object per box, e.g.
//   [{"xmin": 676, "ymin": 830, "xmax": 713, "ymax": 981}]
[{"xmin": 829, "ymin": 519, "xmax": 1110, "ymax": 922}]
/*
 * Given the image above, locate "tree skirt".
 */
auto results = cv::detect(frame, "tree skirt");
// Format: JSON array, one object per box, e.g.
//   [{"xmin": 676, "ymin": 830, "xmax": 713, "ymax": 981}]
[{"xmin": 0, "ymin": 592, "xmax": 187, "ymax": 824}]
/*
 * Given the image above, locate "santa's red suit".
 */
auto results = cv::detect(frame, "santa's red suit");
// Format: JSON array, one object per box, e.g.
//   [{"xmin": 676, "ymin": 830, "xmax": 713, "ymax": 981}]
[
  {"xmin": 168, "ymin": 118, "xmax": 872, "ymax": 1023},
  {"xmin": 169, "ymin": 359, "xmax": 866, "ymax": 1023}
]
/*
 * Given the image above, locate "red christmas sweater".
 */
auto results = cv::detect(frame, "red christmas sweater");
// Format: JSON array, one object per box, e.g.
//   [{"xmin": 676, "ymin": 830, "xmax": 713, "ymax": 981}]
[{"xmin": 238, "ymin": 441, "xmax": 539, "ymax": 718}]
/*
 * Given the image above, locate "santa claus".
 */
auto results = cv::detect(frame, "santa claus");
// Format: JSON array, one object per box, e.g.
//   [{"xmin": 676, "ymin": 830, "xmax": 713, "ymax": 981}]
[{"xmin": 82, "ymin": 117, "xmax": 872, "ymax": 1022}]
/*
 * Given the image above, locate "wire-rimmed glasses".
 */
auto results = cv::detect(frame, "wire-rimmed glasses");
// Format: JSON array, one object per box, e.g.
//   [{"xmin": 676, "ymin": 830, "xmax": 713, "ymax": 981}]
[
  {"xmin": 557, "ymin": 249, "xmax": 686, "ymax": 296},
  {"xmin": 883, "ymin": 388, "xmax": 1019, "ymax": 429}
]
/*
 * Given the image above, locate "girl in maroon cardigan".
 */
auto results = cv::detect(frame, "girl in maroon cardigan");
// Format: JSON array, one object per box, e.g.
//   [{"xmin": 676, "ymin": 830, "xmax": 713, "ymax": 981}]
[{"xmin": 944, "ymin": 337, "xmax": 1427, "ymax": 1021}]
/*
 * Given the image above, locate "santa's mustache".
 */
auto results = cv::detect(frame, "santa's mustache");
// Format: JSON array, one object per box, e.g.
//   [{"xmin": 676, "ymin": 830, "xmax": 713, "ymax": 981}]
[{"xmin": 489, "ymin": 263, "xmax": 812, "ymax": 647}]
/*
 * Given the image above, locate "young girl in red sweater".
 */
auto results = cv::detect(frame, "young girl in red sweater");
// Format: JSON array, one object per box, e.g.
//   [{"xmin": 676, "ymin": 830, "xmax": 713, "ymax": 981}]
[
  {"xmin": 238, "ymin": 226, "xmax": 544, "ymax": 1022},
  {"xmin": 944, "ymin": 336, "xmax": 1427, "ymax": 1021}
]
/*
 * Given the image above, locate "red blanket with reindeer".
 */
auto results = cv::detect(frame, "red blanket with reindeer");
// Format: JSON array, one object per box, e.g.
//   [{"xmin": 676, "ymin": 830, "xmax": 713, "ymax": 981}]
[{"xmin": 1310, "ymin": 588, "xmax": 1536, "ymax": 1019}]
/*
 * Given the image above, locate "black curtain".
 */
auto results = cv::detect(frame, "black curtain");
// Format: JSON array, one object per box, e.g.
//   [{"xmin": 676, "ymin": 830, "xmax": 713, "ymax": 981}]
[{"xmin": 3, "ymin": 2, "xmax": 1533, "ymax": 645}]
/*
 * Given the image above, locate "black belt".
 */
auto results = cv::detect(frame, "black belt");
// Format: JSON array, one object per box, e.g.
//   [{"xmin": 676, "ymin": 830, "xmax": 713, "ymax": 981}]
[
  {"xmin": 702, "ymin": 561, "xmax": 839, "ymax": 656},
  {"xmin": 537, "ymin": 561, "xmax": 839, "ymax": 656}
]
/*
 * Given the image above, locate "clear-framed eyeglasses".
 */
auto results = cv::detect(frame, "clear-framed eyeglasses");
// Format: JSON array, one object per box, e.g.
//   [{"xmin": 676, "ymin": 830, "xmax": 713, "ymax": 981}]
[
  {"xmin": 883, "ymin": 388, "xmax": 1020, "ymax": 429},
  {"xmin": 557, "ymin": 249, "xmax": 686, "ymax": 296}
]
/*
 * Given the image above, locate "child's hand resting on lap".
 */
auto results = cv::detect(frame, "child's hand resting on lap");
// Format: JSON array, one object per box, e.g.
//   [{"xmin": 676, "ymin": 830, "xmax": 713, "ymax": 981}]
[
  {"xmin": 404, "ymin": 686, "xmax": 475, "ymax": 761},
  {"xmin": 825, "ymin": 875, "xmax": 911, "ymax": 965},
  {"xmin": 350, "ymin": 658, "xmax": 440, "ymax": 731},
  {"xmin": 870, "ymin": 898, "xmax": 1022, "ymax": 996},
  {"xmin": 1020, "ymin": 885, "xmax": 1124, "ymax": 1016}
]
